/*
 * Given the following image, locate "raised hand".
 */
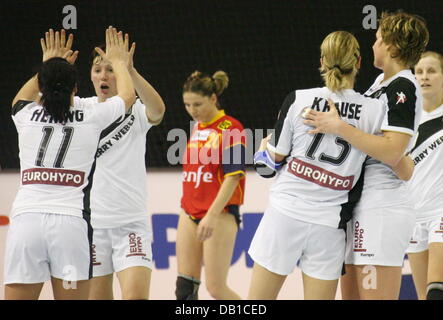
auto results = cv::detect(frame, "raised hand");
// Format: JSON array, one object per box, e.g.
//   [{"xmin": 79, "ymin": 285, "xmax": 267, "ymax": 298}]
[
  {"xmin": 126, "ymin": 34, "xmax": 136, "ymax": 71},
  {"xmin": 40, "ymin": 29, "xmax": 78, "ymax": 64},
  {"xmin": 95, "ymin": 27, "xmax": 132, "ymax": 66}
]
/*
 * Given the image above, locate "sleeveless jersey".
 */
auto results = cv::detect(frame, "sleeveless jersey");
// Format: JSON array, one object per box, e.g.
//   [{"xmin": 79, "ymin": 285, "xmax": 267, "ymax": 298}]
[
  {"xmin": 361, "ymin": 70, "xmax": 423, "ymax": 208},
  {"xmin": 181, "ymin": 110, "xmax": 246, "ymax": 219},
  {"xmin": 77, "ymin": 97, "xmax": 153, "ymax": 229},
  {"xmin": 10, "ymin": 96, "xmax": 125, "ymax": 219},
  {"xmin": 268, "ymin": 87, "xmax": 385, "ymax": 228}
]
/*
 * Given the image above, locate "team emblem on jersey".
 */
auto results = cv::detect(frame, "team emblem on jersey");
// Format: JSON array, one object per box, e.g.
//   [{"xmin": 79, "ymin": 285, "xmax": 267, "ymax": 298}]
[
  {"xmin": 191, "ymin": 130, "xmax": 212, "ymax": 141},
  {"xmin": 217, "ymin": 120, "xmax": 232, "ymax": 130},
  {"xmin": 396, "ymin": 92, "xmax": 407, "ymax": 104}
]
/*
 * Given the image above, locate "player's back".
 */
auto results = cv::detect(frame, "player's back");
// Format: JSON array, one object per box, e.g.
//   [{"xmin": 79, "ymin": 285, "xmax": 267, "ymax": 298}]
[
  {"xmin": 268, "ymin": 87, "xmax": 385, "ymax": 228},
  {"xmin": 11, "ymin": 96, "xmax": 125, "ymax": 219}
]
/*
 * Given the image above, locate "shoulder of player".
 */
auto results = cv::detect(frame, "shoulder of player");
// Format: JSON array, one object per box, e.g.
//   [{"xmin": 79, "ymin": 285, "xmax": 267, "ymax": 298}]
[
  {"xmin": 293, "ymin": 87, "xmax": 328, "ymax": 105},
  {"xmin": 358, "ymin": 93, "xmax": 385, "ymax": 109},
  {"xmin": 295, "ymin": 86, "xmax": 325, "ymax": 96},
  {"xmin": 219, "ymin": 114, "xmax": 244, "ymax": 130},
  {"xmin": 386, "ymin": 76, "xmax": 417, "ymax": 94},
  {"xmin": 11, "ymin": 100, "xmax": 37, "ymax": 116}
]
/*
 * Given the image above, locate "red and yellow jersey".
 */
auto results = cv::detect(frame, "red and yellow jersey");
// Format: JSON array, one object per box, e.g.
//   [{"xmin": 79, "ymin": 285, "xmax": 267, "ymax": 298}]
[{"xmin": 181, "ymin": 110, "xmax": 246, "ymax": 219}]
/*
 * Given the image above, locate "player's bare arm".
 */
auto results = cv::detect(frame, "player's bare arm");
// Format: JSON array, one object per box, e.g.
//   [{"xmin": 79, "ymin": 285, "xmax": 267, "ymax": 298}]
[
  {"xmin": 126, "ymin": 39, "xmax": 165, "ymax": 125},
  {"xmin": 304, "ymin": 99, "xmax": 410, "ymax": 167},
  {"xmin": 390, "ymin": 155, "xmax": 414, "ymax": 181}
]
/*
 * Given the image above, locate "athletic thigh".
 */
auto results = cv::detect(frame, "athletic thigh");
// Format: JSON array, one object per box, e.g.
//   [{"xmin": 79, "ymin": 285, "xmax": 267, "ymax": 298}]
[
  {"xmin": 176, "ymin": 210, "xmax": 203, "ymax": 278},
  {"xmin": 88, "ymin": 274, "xmax": 114, "ymax": 300},
  {"xmin": 428, "ymin": 242, "xmax": 443, "ymax": 284},
  {"xmin": 203, "ymin": 212, "xmax": 238, "ymax": 285},
  {"xmin": 51, "ymin": 277, "xmax": 90, "ymax": 300},
  {"xmin": 117, "ymin": 266, "xmax": 152, "ymax": 300},
  {"xmin": 408, "ymin": 250, "xmax": 429, "ymax": 300}
]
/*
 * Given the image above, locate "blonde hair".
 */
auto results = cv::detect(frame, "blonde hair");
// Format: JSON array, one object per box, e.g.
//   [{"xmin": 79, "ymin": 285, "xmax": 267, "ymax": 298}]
[
  {"xmin": 379, "ymin": 11, "xmax": 429, "ymax": 67},
  {"xmin": 183, "ymin": 70, "xmax": 229, "ymax": 97},
  {"xmin": 419, "ymin": 51, "xmax": 443, "ymax": 73},
  {"xmin": 319, "ymin": 31, "xmax": 360, "ymax": 92}
]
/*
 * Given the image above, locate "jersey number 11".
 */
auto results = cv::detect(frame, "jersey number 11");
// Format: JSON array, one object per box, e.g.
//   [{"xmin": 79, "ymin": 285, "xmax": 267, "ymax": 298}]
[{"xmin": 35, "ymin": 126, "xmax": 74, "ymax": 168}]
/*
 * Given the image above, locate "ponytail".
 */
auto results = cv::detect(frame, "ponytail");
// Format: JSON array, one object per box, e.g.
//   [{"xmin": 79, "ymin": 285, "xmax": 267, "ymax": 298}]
[{"xmin": 38, "ymin": 57, "xmax": 78, "ymax": 123}]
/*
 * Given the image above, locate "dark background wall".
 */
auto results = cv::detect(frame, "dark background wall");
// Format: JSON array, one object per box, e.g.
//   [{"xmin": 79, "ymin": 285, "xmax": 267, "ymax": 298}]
[{"xmin": 0, "ymin": 0, "xmax": 441, "ymax": 168}]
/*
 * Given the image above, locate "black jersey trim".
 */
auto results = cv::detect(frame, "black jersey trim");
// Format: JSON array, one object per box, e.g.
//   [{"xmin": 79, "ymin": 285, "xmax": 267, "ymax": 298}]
[
  {"xmin": 11, "ymin": 100, "xmax": 33, "ymax": 116},
  {"xmin": 99, "ymin": 107, "xmax": 133, "ymax": 140},
  {"xmin": 364, "ymin": 86, "xmax": 386, "ymax": 99},
  {"xmin": 272, "ymin": 91, "xmax": 296, "ymax": 147},
  {"xmin": 411, "ymin": 116, "xmax": 443, "ymax": 153},
  {"xmin": 384, "ymin": 77, "xmax": 417, "ymax": 131},
  {"xmin": 81, "ymin": 158, "xmax": 97, "ymax": 279},
  {"xmin": 337, "ymin": 162, "xmax": 366, "ymax": 230}
]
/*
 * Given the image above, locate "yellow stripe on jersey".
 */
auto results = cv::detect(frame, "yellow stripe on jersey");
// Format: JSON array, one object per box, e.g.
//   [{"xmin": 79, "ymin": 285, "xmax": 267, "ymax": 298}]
[
  {"xmin": 224, "ymin": 170, "xmax": 245, "ymax": 178},
  {"xmin": 224, "ymin": 142, "xmax": 246, "ymax": 150},
  {"xmin": 200, "ymin": 110, "xmax": 226, "ymax": 128}
]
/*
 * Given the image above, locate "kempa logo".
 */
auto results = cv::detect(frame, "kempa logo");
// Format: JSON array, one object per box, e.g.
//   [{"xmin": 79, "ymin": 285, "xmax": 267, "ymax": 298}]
[{"xmin": 182, "ymin": 165, "xmax": 213, "ymax": 188}]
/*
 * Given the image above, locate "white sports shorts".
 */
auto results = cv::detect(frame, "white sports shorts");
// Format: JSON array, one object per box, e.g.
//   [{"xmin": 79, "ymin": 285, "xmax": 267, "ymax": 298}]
[
  {"xmin": 4, "ymin": 212, "xmax": 91, "ymax": 284},
  {"xmin": 248, "ymin": 205, "xmax": 346, "ymax": 281},
  {"xmin": 406, "ymin": 216, "xmax": 443, "ymax": 253},
  {"xmin": 345, "ymin": 205, "xmax": 415, "ymax": 266},
  {"xmin": 92, "ymin": 219, "xmax": 153, "ymax": 277}
]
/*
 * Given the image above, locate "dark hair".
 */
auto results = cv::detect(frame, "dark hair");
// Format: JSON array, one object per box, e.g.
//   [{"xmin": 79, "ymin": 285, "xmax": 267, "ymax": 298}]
[
  {"xmin": 379, "ymin": 11, "xmax": 429, "ymax": 67},
  {"xmin": 183, "ymin": 70, "xmax": 229, "ymax": 109},
  {"xmin": 183, "ymin": 70, "xmax": 229, "ymax": 97},
  {"xmin": 38, "ymin": 57, "xmax": 78, "ymax": 123}
]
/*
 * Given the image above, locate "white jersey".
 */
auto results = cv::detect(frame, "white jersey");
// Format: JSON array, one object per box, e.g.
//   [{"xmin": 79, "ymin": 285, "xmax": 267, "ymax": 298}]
[
  {"xmin": 77, "ymin": 97, "xmax": 153, "ymax": 229},
  {"xmin": 267, "ymin": 87, "xmax": 385, "ymax": 228},
  {"xmin": 407, "ymin": 104, "xmax": 443, "ymax": 222},
  {"xmin": 360, "ymin": 70, "xmax": 422, "ymax": 208},
  {"xmin": 10, "ymin": 96, "xmax": 126, "ymax": 219}
]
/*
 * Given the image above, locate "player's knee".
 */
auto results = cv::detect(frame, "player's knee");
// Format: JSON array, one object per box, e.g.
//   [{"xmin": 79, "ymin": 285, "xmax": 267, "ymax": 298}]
[
  {"xmin": 175, "ymin": 275, "xmax": 200, "ymax": 300},
  {"xmin": 121, "ymin": 289, "xmax": 148, "ymax": 300},
  {"xmin": 426, "ymin": 282, "xmax": 443, "ymax": 300},
  {"xmin": 206, "ymin": 281, "xmax": 225, "ymax": 300}
]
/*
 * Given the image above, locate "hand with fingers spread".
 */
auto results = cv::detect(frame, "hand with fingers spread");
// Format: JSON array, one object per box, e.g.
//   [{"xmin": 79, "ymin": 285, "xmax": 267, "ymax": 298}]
[
  {"xmin": 303, "ymin": 99, "xmax": 343, "ymax": 135},
  {"xmin": 95, "ymin": 27, "xmax": 131, "ymax": 67},
  {"xmin": 41, "ymin": 29, "xmax": 79, "ymax": 64}
]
